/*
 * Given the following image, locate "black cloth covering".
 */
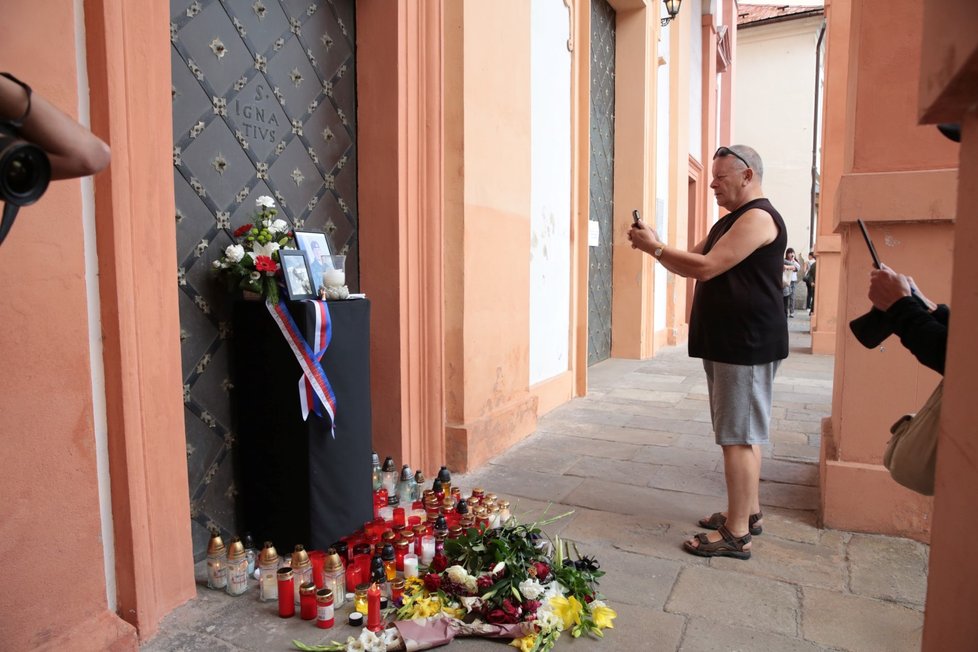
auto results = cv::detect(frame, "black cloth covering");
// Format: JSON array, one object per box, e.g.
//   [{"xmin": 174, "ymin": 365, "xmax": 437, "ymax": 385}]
[{"xmin": 232, "ymin": 298, "xmax": 374, "ymax": 552}]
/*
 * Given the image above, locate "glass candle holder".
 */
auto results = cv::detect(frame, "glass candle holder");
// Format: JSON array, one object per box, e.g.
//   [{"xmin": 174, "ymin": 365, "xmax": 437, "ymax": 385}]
[
  {"xmin": 206, "ymin": 532, "xmax": 227, "ymax": 590},
  {"xmin": 354, "ymin": 583, "xmax": 370, "ymax": 615}
]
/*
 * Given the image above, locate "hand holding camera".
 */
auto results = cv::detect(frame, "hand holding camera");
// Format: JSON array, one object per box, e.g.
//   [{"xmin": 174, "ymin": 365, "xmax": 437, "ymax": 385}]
[{"xmin": 0, "ymin": 72, "xmax": 110, "ymax": 246}]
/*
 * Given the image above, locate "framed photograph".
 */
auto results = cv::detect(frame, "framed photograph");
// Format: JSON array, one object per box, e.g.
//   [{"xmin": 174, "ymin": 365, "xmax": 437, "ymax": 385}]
[
  {"xmin": 279, "ymin": 249, "xmax": 316, "ymax": 300},
  {"xmin": 294, "ymin": 230, "xmax": 333, "ymax": 290}
]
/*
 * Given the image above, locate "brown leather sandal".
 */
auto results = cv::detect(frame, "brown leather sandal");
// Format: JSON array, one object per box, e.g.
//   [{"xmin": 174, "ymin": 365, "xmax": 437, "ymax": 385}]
[
  {"xmin": 683, "ymin": 524, "xmax": 752, "ymax": 560},
  {"xmin": 697, "ymin": 511, "xmax": 763, "ymax": 536}
]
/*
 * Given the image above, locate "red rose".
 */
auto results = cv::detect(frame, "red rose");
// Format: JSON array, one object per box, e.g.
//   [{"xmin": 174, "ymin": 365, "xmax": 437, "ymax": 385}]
[
  {"xmin": 522, "ymin": 599, "xmax": 541, "ymax": 614},
  {"xmin": 430, "ymin": 553, "xmax": 448, "ymax": 573},
  {"xmin": 254, "ymin": 255, "xmax": 277, "ymax": 272},
  {"xmin": 533, "ymin": 562, "xmax": 550, "ymax": 581},
  {"xmin": 486, "ymin": 609, "xmax": 508, "ymax": 624},
  {"xmin": 501, "ymin": 598, "xmax": 521, "ymax": 619},
  {"xmin": 233, "ymin": 223, "xmax": 253, "ymax": 237},
  {"xmin": 423, "ymin": 573, "xmax": 442, "ymax": 592}
]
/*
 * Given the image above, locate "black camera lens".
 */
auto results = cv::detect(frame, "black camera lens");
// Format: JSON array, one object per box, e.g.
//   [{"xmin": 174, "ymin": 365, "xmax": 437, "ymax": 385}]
[{"xmin": 0, "ymin": 138, "xmax": 50, "ymax": 206}]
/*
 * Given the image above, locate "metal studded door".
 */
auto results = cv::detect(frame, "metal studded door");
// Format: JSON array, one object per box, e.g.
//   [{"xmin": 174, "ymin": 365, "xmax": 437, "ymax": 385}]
[
  {"xmin": 588, "ymin": 0, "xmax": 616, "ymax": 366},
  {"xmin": 170, "ymin": 0, "xmax": 358, "ymax": 559}
]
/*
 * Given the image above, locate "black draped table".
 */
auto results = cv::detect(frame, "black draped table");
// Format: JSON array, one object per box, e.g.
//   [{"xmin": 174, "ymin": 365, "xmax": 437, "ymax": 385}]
[{"xmin": 232, "ymin": 298, "xmax": 374, "ymax": 551}]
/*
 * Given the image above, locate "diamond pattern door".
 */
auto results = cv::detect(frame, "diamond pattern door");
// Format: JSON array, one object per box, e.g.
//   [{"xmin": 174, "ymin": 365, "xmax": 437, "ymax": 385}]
[
  {"xmin": 588, "ymin": 0, "xmax": 616, "ymax": 365},
  {"xmin": 170, "ymin": 0, "xmax": 358, "ymax": 559}
]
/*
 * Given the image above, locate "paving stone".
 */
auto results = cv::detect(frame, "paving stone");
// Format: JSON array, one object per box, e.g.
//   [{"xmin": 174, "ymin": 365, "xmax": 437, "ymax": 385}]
[
  {"xmin": 565, "ymin": 455, "xmax": 659, "ymax": 486},
  {"xmin": 771, "ymin": 429, "xmax": 810, "ymax": 445},
  {"xmin": 648, "ymin": 465, "xmax": 727, "ymax": 498},
  {"xmin": 576, "ymin": 546, "xmax": 682, "ymax": 609},
  {"xmin": 801, "ymin": 587, "xmax": 924, "ymax": 652},
  {"xmin": 601, "ymin": 601, "xmax": 686, "ymax": 651},
  {"xmin": 625, "ymin": 415, "xmax": 715, "ymax": 436},
  {"xmin": 680, "ymin": 619, "xmax": 833, "ymax": 652},
  {"xmin": 759, "ymin": 459, "xmax": 818, "ymax": 486},
  {"xmin": 759, "ymin": 479, "xmax": 819, "ymax": 510},
  {"xmin": 772, "ymin": 441, "xmax": 820, "ymax": 463},
  {"xmin": 666, "ymin": 566, "xmax": 801, "ymax": 636},
  {"xmin": 523, "ymin": 432, "xmax": 644, "ymax": 461},
  {"xmin": 457, "ymin": 464, "xmax": 585, "ymax": 504},
  {"xmin": 711, "ymin": 528, "xmax": 846, "ymax": 590},
  {"xmin": 486, "ymin": 440, "xmax": 582, "ymax": 476},
  {"xmin": 630, "ymin": 444, "xmax": 721, "ymax": 470},
  {"xmin": 141, "ymin": 628, "xmax": 242, "ymax": 652},
  {"xmin": 605, "ymin": 387, "xmax": 689, "ymax": 404},
  {"xmin": 846, "ymin": 533, "xmax": 930, "ymax": 607}
]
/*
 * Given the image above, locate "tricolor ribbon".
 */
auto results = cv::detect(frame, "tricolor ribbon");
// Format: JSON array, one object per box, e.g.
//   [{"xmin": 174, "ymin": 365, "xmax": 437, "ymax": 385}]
[{"xmin": 265, "ymin": 298, "xmax": 337, "ymax": 435}]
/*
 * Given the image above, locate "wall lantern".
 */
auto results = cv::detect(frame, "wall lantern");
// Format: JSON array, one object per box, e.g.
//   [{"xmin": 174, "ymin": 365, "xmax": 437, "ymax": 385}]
[{"xmin": 661, "ymin": 0, "xmax": 683, "ymax": 27}]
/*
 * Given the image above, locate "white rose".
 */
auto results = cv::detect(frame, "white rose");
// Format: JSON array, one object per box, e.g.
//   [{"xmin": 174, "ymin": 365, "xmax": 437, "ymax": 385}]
[
  {"xmin": 256, "ymin": 195, "xmax": 275, "ymax": 208},
  {"xmin": 211, "ymin": 260, "xmax": 222, "ymax": 269},
  {"xmin": 446, "ymin": 565, "xmax": 470, "ymax": 585},
  {"xmin": 518, "ymin": 578, "xmax": 544, "ymax": 600},
  {"xmin": 270, "ymin": 218, "xmax": 288, "ymax": 234},
  {"xmin": 224, "ymin": 244, "xmax": 245, "ymax": 263}
]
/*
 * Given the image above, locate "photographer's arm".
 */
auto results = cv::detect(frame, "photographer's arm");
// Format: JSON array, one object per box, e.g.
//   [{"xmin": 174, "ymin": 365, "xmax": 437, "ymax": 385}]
[{"xmin": 0, "ymin": 74, "xmax": 110, "ymax": 179}]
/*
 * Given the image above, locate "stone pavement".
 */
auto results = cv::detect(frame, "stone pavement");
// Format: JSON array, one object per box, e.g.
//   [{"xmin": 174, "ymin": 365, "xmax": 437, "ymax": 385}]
[{"xmin": 143, "ymin": 315, "xmax": 929, "ymax": 652}]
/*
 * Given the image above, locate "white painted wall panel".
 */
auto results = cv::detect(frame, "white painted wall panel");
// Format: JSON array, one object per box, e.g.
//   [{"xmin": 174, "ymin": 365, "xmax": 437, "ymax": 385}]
[{"xmin": 529, "ymin": 0, "xmax": 572, "ymax": 385}]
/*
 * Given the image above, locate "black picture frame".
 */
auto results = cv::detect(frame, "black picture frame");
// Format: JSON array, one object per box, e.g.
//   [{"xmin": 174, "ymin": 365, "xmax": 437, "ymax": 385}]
[
  {"xmin": 294, "ymin": 230, "xmax": 333, "ymax": 291},
  {"xmin": 280, "ymin": 250, "xmax": 316, "ymax": 300}
]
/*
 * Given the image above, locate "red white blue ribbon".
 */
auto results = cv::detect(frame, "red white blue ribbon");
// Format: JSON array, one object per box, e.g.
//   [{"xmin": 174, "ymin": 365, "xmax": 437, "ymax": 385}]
[{"xmin": 265, "ymin": 299, "xmax": 337, "ymax": 435}]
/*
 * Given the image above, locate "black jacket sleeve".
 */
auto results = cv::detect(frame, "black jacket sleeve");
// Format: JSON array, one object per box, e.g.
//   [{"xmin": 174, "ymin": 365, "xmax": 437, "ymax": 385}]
[{"xmin": 885, "ymin": 296, "xmax": 948, "ymax": 375}]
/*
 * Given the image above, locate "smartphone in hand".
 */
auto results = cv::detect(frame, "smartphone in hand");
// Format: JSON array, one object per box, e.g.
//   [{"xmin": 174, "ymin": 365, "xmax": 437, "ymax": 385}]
[
  {"xmin": 632, "ymin": 209, "xmax": 641, "ymax": 227},
  {"xmin": 857, "ymin": 219, "xmax": 882, "ymax": 269}
]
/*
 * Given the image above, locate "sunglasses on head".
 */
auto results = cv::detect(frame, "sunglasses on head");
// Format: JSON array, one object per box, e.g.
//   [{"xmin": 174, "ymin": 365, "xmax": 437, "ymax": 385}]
[{"xmin": 714, "ymin": 146, "xmax": 751, "ymax": 170}]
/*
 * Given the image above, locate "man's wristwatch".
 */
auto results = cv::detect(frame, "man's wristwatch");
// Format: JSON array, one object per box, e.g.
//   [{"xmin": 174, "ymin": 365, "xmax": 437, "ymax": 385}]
[{"xmin": 653, "ymin": 245, "xmax": 664, "ymax": 259}]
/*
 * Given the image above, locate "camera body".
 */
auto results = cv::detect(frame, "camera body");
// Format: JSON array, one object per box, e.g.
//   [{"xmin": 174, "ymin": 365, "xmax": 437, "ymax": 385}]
[{"xmin": 0, "ymin": 121, "xmax": 50, "ymax": 207}]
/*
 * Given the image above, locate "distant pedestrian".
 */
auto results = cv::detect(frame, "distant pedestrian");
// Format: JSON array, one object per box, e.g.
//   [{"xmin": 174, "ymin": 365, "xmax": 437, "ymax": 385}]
[
  {"xmin": 804, "ymin": 252, "xmax": 816, "ymax": 314},
  {"xmin": 628, "ymin": 144, "xmax": 788, "ymax": 560},
  {"xmin": 783, "ymin": 248, "xmax": 800, "ymax": 317}
]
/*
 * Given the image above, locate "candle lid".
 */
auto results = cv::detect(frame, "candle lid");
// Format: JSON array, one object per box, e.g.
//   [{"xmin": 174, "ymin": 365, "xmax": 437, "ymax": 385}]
[
  {"xmin": 299, "ymin": 582, "xmax": 316, "ymax": 595},
  {"xmin": 277, "ymin": 567, "xmax": 294, "ymax": 580},
  {"xmin": 259, "ymin": 541, "xmax": 279, "ymax": 565},
  {"xmin": 227, "ymin": 537, "xmax": 246, "ymax": 561},
  {"xmin": 349, "ymin": 612, "xmax": 363, "ymax": 626},
  {"xmin": 381, "ymin": 543, "xmax": 395, "ymax": 560},
  {"xmin": 292, "ymin": 545, "xmax": 311, "ymax": 569},
  {"xmin": 394, "ymin": 539, "xmax": 409, "ymax": 550},
  {"xmin": 455, "ymin": 499, "xmax": 469, "ymax": 515},
  {"xmin": 399, "ymin": 464, "xmax": 414, "ymax": 481},
  {"xmin": 382, "ymin": 456, "xmax": 396, "ymax": 472},
  {"xmin": 323, "ymin": 549, "xmax": 344, "ymax": 572},
  {"xmin": 315, "ymin": 588, "xmax": 333, "ymax": 602},
  {"xmin": 380, "ymin": 596, "xmax": 389, "ymax": 609},
  {"xmin": 431, "ymin": 478, "xmax": 443, "ymax": 492},
  {"xmin": 414, "ymin": 470, "xmax": 426, "ymax": 485},
  {"xmin": 438, "ymin": 466, "xmax": 451, "ymax": 483},
  {"xmin": 206, "ymin": 531, "xmax": 226, "ymax": 556}
]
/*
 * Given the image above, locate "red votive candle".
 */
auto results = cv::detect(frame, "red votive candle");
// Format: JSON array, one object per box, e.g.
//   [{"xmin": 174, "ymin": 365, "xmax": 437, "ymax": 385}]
[
  {"xmin": 356, "ymin": 553, "xmax": 372, "ymax": 586},
  {"xmin": 316, "ymin": 588, "xmax": 335, "ymax": 629},
  {"xmin": 366, "ymin": 582, "xmax": 383, "ymax": 632},
  {"xmin": 393, "ymin": 507, "xmax": 406, "ymax": 528},
  {"xmin": 345, "ymin": 560, "xmax": 361, "ymax": 594},
  {"xmin": 277, "ymin": 568, "xmax": 295, "ymax": 618},
  {"xmin": 299, "ymin": 582, "xmax": 317, "ymax": 620},
  {"xmin": 309, "ymin": 550, "xmax": 326, "ymax": 589}
]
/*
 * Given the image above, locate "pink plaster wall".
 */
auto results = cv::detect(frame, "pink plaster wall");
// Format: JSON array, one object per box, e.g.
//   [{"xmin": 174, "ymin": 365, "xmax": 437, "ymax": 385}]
[
  {"xmin": 820, "ymin": 0, "xmax": 957, "ymax": 540},
  {"xmin": 0, "ymin": 3, "xmax": 136, "ymax": 649}
]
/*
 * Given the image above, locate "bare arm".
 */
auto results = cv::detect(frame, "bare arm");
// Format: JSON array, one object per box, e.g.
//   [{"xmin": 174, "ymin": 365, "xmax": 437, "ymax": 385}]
[
  {"xmin": 0, "ymin": 74, "xmax": 110, "ymax": 179},
  {"xmin": 628, "ymin": 208, "xmax": 778, "ymax": 281}
]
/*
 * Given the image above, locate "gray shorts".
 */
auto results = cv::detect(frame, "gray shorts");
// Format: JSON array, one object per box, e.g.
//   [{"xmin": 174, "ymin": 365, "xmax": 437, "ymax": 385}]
[{"xmin": 703, "ymin": 359, "xmax": 781, "ymax": 446}]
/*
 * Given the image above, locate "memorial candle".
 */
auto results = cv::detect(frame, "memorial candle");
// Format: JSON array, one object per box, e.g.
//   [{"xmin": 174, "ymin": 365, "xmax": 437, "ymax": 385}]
[
  {"xmin": 366, "ymin": 583, "xmax": 383, "ymax": 632},
  {"xmin": 402, "ymin": 554, "xmax": 419, "ymax": 578},
  {"xmin": 420, "ymin": 535, "xmax": 435, "ymax": 564}
]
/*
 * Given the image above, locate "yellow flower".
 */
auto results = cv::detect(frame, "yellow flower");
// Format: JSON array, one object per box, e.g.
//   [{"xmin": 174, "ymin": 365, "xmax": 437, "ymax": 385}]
[
  {"xmin": 591, "ymin": 604, "xmax": 617, "ymax": 630},
  {"xmin": 550, "ymin": 595, "xmax": 583, "ymax": 629},
  {"xmin": 509, "ymin": 634, "xmax": 538, "ymax": 652}
]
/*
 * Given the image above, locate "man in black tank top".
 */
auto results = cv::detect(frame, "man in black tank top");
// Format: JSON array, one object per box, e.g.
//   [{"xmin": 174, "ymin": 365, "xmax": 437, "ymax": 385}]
[{"xmin": 628, "ymin": 145, "xmax": 788, "ymax": 560}]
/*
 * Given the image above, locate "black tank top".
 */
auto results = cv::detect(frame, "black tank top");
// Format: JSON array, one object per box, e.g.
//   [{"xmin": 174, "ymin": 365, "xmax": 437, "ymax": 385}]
[{"xmin": 688, "ymin": 198, "xmax": 789, "ymax": 365}]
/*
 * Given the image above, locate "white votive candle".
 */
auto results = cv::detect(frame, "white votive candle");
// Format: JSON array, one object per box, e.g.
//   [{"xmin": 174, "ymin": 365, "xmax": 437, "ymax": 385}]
[
  {"xmin": 420, "ymin": 536, "xmax": 435, "ymax": 564},
  {"xmin": 403, "ymin": 554, "xmax": 419, "ymax": 578},
  {"xmin": 323, "ymin": 269, "xmax": 346, "ymax": 287}
]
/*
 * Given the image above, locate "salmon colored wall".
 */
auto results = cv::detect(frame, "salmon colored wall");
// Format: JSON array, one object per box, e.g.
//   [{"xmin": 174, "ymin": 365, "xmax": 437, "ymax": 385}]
[
  {"xmin": 85, "ymin": 0, "xmax": 195, "ymax": 637},
  {"xmin": 442, "ymin": 1, "xmax": 537, "ymax": 471},
  {"xmin": 610, "ymin": 2, "xmax": 658, "ymax": 360},
  {"xmin": 0, "ymin": 6, "xmax": 135, "ymax": 650},
  {"xmin": 820, "ymin": 0, "xmax": 958, "ymax": 540},
  {"xmin": 1, "ymin": 0, "xmax": 193, "ymax": 647},
  {"xmin": 918, "ymin": 1, "xmax": 978, "ymax": 646},
  {"xmin": 357, "ymin": 1, "xmax": 446, "ymax": 474}
]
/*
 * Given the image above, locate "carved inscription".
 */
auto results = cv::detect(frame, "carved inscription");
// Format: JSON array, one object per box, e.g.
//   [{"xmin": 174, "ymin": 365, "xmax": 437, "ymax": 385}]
[{"xmin": 233, "ymin": 84, "xmax": 280, "ymax": 143}]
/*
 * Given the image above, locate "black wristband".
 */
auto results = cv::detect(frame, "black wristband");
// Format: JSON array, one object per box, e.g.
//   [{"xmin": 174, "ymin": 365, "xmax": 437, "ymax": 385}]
[{"xmin": 1, "ymin": 72, "xmax": 33, "ymax": 127}]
